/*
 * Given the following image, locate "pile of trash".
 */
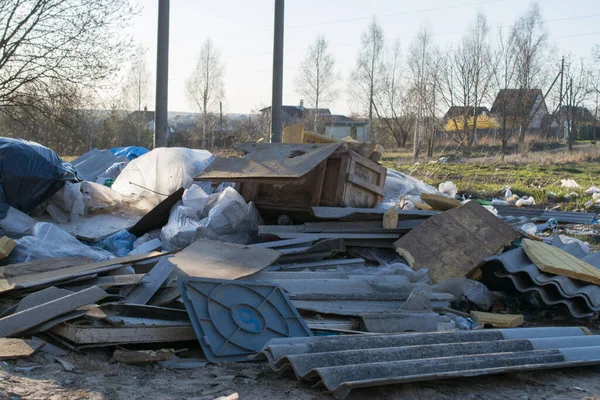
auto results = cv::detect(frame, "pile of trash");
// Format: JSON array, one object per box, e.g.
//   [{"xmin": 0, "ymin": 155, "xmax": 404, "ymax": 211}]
[{"xmin": 1, "ymin": 139, "xmax": 600, "ymax": 399}]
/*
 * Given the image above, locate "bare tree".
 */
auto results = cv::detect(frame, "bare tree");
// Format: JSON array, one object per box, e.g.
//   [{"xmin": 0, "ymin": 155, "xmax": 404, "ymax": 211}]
[
  {"xmin": 123, "ymin": 45, "xmax": 152, "ymax": 145},
  {"xmin": 186, "ymin": 38, "xmax": 225, "ymax": 149},
  {"xmin": 563, "ymin": 58, "xmax": 593, "ymax": 150},
  {"xmin": 350, "ymin": 17, "xmax": 385, "ymax": 142},
  {"xmin": 0, "ymin": 0, "xmax": 134, "ymax": 109},
  {"xmin": 406, "ymin": 26, "xmax": 436, "ymax": 160},
  {"xmin": 295, "ymin": 35, "xmax": 337, "ymax": 131}
]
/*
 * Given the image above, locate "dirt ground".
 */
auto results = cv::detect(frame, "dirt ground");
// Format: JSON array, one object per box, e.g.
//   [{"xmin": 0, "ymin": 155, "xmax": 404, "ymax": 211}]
[{"xmin": 2, "ymin": 350, "xmax": 600, "ymax": 400}]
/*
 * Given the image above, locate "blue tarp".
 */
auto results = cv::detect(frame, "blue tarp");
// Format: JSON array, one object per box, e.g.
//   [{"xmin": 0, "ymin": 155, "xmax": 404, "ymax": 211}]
[
  {"xmin": 110, "ymin": 146, "xmax": 149, "ymax": 161},
  {"xmin": 0, "ymin": 138, "xmax": 79, "ymax": 218}
]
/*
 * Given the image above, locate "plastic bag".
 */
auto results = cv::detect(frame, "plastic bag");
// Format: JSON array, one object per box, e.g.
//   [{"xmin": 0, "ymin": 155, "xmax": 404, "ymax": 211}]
[
  {"xmin": 434, "ymin": 277, "xmax": 495, "ymax": 310},
  {"xmin": 182, "ymin": 184, "xmax": 210, "ymax": 216},
  {"xmin": 160, "ymin": 201, "xmax": 205, "ymax": 251},
  {"xmin": 585, "ymin": 186, "xmax": 600, "ymax": 195},
  {"xmin": 0, "ymin": 206, "xmax": 36, "ymax": 235},
  {"xmin": 520, "ymin": 223, "xmax": 538, "ymax": 236},
  {"xmin": 558, "ymin": 235, "xmax": 590, "ymax": 254},
  {"xmin": 9, "ymin": 222, "xmax": 113, "ymax": 263},
  {"xmin": 380, "ymin": 168, "xmax": 439, "ymax": 208},
  {"xmin": 95, "ymin": 229, "xmax": 137, "ymax": 257},
  {"xmin": 515, "ymin": 196, "xmax": 535, "ymax": 207},
  {"xmin": 194, "ymin": 188, "xmax": 262, "ymax": 244},
  {"xmin": 98, "ymin": 162, "xmax": 128, "ymax": 180},
  {"xmin": 112, "ymin": 148, "xmax": 215, "ymax": 198},
  {"xmin": 438, "ymin": 181, "xmax": 457, "ymax": 198},
  {"xmin": 561, "ymin": 179, "xmax": 580, "ymax": 189},
  {"xmin": 0, "ymin": 138, "xmax": 79, "ymax": 218}
]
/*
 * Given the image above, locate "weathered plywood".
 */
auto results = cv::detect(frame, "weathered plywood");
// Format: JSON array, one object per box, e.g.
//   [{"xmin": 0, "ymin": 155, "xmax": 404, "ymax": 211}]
[
  {"xmin": 0, "ymin": 286, "xmax": 107, "ymax": 337},
  {"xmin": 125, "ymin": 258, "xmax": 174, "ymax": 305},
  {"xmin": 394, "ymin": 201, "xmax": 519, "ymax": 283},
  {"xmin": 0, "ymin": 236, "xmax": 16, "ymax": 259},
  {"xmin": 0, "ymin": 251, "xmax": 163, "ymax": 294},
  {"xmin": 420, "ymin": 194, "xmax": 462, "ymax": 211},
  {"xmin": 0, "ymin": 338, "xmax": 44, "ymax": 360},
  {"xmin": 522, "ymin": 239, "xmax": 600, "ymax": 285},
  {"xmin": 50, "ymin": 322, "xmax": 196, "ymax": 344},
  {"xmin": 171, "ymin": 239, "xmax": 281, "ymax": 280},
  {"xmin": 471, "ymin": 311, "xmax": 524, "ymax": 328},
  {"xmin": 196, "ymin": 143, "xmax": 341, "ymax": 181},
  {"xmin": 0, "ymin": 257, "xmax": 92, "ymax": 279},
  {"xmin": 113, "ymin": 349, "xmax": 174, "ymax": 364}
]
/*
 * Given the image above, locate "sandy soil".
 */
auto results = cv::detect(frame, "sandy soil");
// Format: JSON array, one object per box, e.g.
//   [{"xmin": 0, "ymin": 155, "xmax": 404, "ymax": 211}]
[{"xmin": 2, "ymin": 350, "xmax": 600, "ymax": 400}]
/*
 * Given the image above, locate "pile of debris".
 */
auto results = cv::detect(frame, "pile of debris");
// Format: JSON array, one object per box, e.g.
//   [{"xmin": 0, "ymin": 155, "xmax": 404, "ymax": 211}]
[{"xmin": 1, "ymin": 138, "xmax": 600, "ymax": 399}]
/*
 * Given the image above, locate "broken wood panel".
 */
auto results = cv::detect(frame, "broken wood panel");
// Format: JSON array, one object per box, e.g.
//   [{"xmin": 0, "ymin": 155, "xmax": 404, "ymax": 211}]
[
  {"xmin": 0, "ymin": 338, "xmax": 45, "ymax": 360},
  {"xmin": 0, "ymin": 286, "xmax": 107, "ymax": 337},
  {"xmin": 113, "ymin": 349, "xmax": 174, "ymax": 364},
  {"xmin": 0, "ymin": 251, "xmax": 163, "ymax": 294},
  {"xmin": 50, "ymin": 322, "xmax": 196, "ymax": 344},
  {"xmin": 125, "ymin": 258, "xmax": 175, "ymax": 305},
  {"xmin": 470, "ymin": 311, "xmax": 524, "ymax": 328},
  {"xmin": 394, "ymin": 201, "xmax": 519, "ymax": 284},
  {"xmin": 129, "ymin": 188, "xmax": 184, "ymax": 237},
  {"xmin": 171, "ymin": 239, "xmax": 281, "ymax": 280},
  {"xmin": 419, "ymin": 194, "xmax": 462, "ymax": 211},
  {"xmin": 0, "ymin": 236, "xmax": 16, "ymax": 259},
  {"xmin": 0, "ymin": 257, "xmax": 92, "ymax": 279},
  {"xmin": 522, "ymin": 239, "xmax": 600, "ymax": 285},
  {"xmin": 196, "ymin": 143, "xmax": 341, "ymax": 181}
]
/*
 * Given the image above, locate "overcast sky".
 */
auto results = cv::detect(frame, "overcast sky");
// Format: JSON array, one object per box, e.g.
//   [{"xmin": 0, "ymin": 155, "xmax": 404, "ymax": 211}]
[{"xmin": 127, "ymin": 0, "xmax": 600, "ymax": 115}]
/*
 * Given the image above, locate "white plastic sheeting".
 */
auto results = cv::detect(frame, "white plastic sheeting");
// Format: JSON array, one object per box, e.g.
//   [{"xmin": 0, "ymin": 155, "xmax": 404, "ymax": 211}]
[
  {"xmin": 379, "ymin": 169, "xmax": 441, "ymax": 210},
  {"xmin": 9, "ymin": 222, "xmax": 113, "ymax": 263},
  {"xmin": 0, "ymin": 207, "xmax": 36, "ymax": 235},
  {"xmin": 112, "ymin": 148, "xmax": 215, "ymax": 198}
]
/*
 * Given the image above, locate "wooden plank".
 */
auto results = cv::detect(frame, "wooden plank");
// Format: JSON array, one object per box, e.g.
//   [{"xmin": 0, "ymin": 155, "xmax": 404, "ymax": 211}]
[
  {"xmin": 0, "ymin": 257, "xmax": 91, "ymax": 279},
  {"xmin": 50, "ymin": 322, "xmax": 196, "ymax": 344},
  {"xmin": 394, "ymin": 201, "xmax": 519, "ymax": 284},
  {"xmin": 171, "ymin": 239, "xmax": 281, "ymax": 280},
  {"xmin": 471, "ymin": 311, "xmax": 524, "ymax": 328},
  {"xmin": 0, "ymin": 236, "xmax": 16, "ymax": 259},
  {"xmin": 126, "ymin": 258, "xmax": 175, "ymax": 305},
  {"xmin": 0, "ymin": 286, "xmax": 107, "ymax": 337},
  {"xmin": 0, "ymin": 338, "xmax": 44, "ymax": 360},
  {"xmin": 420, "ymin": 193, "xmax": 462, "ymax": 211},
  {"xmin": 346, "ymin": 174, "xmax": 386, "ymax": 196},
  {"xmin": 0, "ymin": 251, "xmax": 163, "ymax": 294},
  {"xmin": 129, "ymin": 188, "xmax": 184, "ymax": 237},
  {"xmin": 195, "ymin": 143, "xmax": 341, "ymax": 181},
  {"xmin": 522, "ymin": 239, "xmax": 600, "ymax": 285},
  {"xmin": 113, "ymin": 349, "xmax": 174, "ymax": 364}
]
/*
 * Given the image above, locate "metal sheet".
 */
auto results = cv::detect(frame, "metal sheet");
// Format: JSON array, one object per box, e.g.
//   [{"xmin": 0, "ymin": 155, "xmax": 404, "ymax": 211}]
[
  {"xmin": 259, "ymin": 327, "xmax": 597, "ymax": 399},
  {"xmin": 495, "ymin": 206, "xmax": 596, "ymax": 224}
]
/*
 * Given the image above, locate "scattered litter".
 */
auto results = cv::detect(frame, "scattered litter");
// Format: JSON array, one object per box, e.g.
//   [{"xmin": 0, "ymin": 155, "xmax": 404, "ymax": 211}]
[
  {"xmin": 438, "ymin": 181, "xmax": 457, "ymax": 198},
  {"xmin": 561, "ymin": 179, "xmax": 580, "ymax": 189},
  {"xmin": 470, "ymin": 311, "xmax": 524, "ymax": 328},
  {"xmin": 515, "ymin": 197, "xmax": 535, "ymax": 207}
]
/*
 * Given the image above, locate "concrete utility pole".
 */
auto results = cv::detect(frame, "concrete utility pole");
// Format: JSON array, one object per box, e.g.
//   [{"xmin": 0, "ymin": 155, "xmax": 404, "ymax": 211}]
[
  {"xmin": 154, "ymin": 0, "xmax": 170, "ymax": 148},
  {"xmin": 558, "ymin": 56, "xmax": 565, "ymax": 140},
  {"xmin": 270, "ymin": 0, "xmax": 284, "ymax": 143}
]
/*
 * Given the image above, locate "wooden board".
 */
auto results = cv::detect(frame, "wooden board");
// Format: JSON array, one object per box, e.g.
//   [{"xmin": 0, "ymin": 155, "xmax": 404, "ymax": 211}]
[
  {"xmin": 383, "ymin": 208, "xmax": 398, "ymax": 229},
  {"xmin": 113, "ymin": 349, "xmax": 174, "ymax": 364},
  {"xmin": 0, "ymin": 257, "xmax": 91, "ymax": 279},
  {"xmin": 0, "ymin": 286, "xmax": 107, "ymax": 337},
  {"xmin": 170, "ymin": 239, "xmax": 281, "ymax": 280},
  {"xmin": 420, "ymin": 194, "xmax": 463, "ymax": 211},
  {"xmin": 522, "ymin": 239, "xmax": 600, "ymax": 285},
  {"xmin": 196, "ymin": 143, "xmax": 341, "ymax": 181},
  {"xmin": 0, "ymin": 251, "xmax": 163, "ymax": 294},
  {"xmin": 50, "ymin": 322, "xmax": 196, "ymax": 344},
  {"xmin": 0, "ymin": 236, "xmax": 16, "ymax": 259},
  {"xmin": 0, "ymin": 338, "xmax": 44, "ymax": 360},
  {"xmin": 471, "ymin": 311, "xmax": 524, "ymax": 328},
  {"xmin": 394, "ymin": 201, "xmax": 520, "ymax": 284}
]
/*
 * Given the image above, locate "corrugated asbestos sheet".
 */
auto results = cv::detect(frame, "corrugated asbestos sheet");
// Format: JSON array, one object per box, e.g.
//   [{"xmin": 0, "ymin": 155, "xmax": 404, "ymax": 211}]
[
  {"xmin": 259, "ymin": 327, "xmax": 600, "ymax": 399},
  {"xmin": 494, "ymin": 206, "xmax": 597, "ymax": 224},
  {"xmin": 480, "ymin": 238, "xmax": 600, "ymax": 318}
]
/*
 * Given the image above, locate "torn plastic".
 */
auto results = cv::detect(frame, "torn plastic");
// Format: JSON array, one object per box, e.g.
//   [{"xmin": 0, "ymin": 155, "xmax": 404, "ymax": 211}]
[
  {"xmin": 112, "ymin": 148, "xmax": 215, "ymax": 198},
  {"xmin": 9, "ymin": 222, "xmax": 113, "ymax": 263},
  {"xmin": 438, "ymin": 181, "xmax": 457, "ymax": 198},
  {"xmin": 160, "ymin": 200, "xmax": 205, "ymax": 251},
  {"xmin": 98, "ymin": 162, "xmax": 128, "ymax": 181},
  {"xmin": 376, "ymin": 262, "xmax": 430, "ymax": 283},
  {"xmin": 181, "ymin": 184, "xmax": 210, "ymax": 216},
  {"xmin": 0, "ymin": 138, "xmax": 79, "ymax": 218},
  {"xmin": 111, "ymin": 146, "xmax": 149, "ymax": 161},
  {"xmin": 520, "ymin": 223, "xmax": 538, "ymax": 236},
  {"xmin": 585, "ymin": 186, "xmax": 600, "ymax": 195},
  {"xmin": 515, "ymin": 196, "xmax": 535, "ymax": 207},
  {"xmin": 379, "ymin": 168, "xmax": 439, "ymax": 209},
  {"xmin": 434, "ymin": 277, "xmax": 495, "ymax": 310},
  {"xmin": 557, "ymin": 235, "xmax": 590, "ymax": 254},
  {"xmin": 0, "ymin": 207, "xmax": 36, "ymax": 235},
  {"xmin": 95, "ymin": 229, "xmax": 137, "ymax": 257}
]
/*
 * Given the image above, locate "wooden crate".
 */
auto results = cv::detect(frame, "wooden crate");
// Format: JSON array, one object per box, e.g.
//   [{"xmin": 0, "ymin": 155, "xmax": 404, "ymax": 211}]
[{"xmin": 237, "ymin": 149, "xmax": 386, "ymax": 218}]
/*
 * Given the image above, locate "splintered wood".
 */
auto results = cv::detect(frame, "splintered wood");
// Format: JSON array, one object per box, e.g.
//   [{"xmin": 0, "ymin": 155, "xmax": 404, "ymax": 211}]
[
  {"xmin": 522, "ymin": 239, "xmax": 600, "ymax": 285},
  {"xmin": 394, "ymin": 201, "xmax": 519, "ymax": 283}
]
